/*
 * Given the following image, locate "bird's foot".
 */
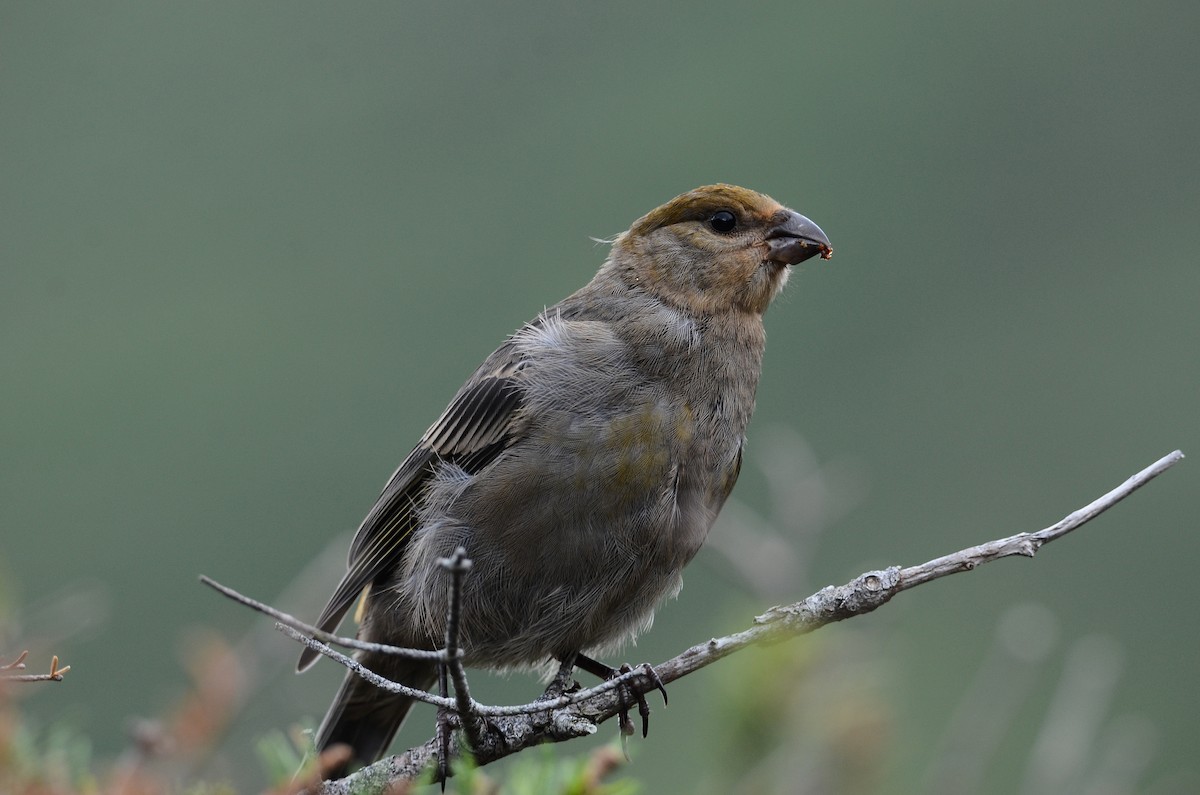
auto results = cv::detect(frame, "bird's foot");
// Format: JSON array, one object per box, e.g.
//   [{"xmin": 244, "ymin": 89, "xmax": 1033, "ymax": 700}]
[
  {"xmin": 574, "ymin": 654, "xmax": 667, "ymax": 739},
  {"xmin": 612, "ymin": 662, "xmax": 668, "ymax": 739}
]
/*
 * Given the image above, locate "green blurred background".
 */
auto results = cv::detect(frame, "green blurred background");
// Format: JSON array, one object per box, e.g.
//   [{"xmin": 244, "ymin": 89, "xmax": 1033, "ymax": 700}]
[{"xmin": 3, "ymin": 1, "xmax": 1197, "ymax": 792}]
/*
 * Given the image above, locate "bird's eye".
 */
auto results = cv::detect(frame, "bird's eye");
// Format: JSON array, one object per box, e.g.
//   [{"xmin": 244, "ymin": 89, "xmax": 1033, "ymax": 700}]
[{"xmin": 708, "ymin": 210, "xmax": 737, "ymax": 234}]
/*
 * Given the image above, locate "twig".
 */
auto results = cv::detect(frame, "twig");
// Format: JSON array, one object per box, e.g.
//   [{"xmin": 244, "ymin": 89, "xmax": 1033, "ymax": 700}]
[
  {"xmin": 199, "ymin": 575, "xmax": 451, "ymax": 662},
  {"xmin": 1, "ymin": 650, "xmax": 29, "ymax": 671},
  {"xmin": 895, "ymin": 449, "xmax": 1184, "ymax": 591},
  {"xmin": 278, "ymin": 625, "xmax": 454, "ymax": 708},
  {"xmin": 276, "ymin": 623, "xmax": 651, "ymax": 717},
  {"xmin": 438, "ymin": 548, "xmax": 486, "ymax": 761},
  {"xmin": 309, "ymin": 450, "xmax": 1183, "ymax": 793},
  {"xmin": 1, "ymin": 652, "xmax": 71, "ymax": 682}
]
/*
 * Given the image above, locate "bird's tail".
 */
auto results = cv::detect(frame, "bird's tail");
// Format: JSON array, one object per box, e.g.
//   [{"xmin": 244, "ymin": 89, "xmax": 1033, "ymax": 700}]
[{"xmin": 313, "ymin": 654, "xmax": 439, "ymax": 777}]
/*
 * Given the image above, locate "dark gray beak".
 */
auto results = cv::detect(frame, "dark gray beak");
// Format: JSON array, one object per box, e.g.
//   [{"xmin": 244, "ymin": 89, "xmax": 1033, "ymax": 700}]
[{"xmin": 764, "ymin": 211, "xmax": 832, "ymax": 265}]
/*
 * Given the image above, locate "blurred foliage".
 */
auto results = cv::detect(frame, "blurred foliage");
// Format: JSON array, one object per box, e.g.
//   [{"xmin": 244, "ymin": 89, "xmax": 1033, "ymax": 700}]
[
  {"xmin": 3, "ymin": 0, "xmax": 1197, "ymax": 792},
  {"xmin": 444, "ymin": 743, "xmax": 640, "ymax": 795},
  {"xmin": 1, "ymin": 657, "xmax": 640, "ymax": 795}
]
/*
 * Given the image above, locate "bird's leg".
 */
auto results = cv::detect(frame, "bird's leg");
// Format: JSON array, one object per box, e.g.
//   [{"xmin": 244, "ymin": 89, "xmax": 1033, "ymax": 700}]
[
  {"xmin": 543, "ymin": 652, "xmax": 581, "ymax": 700},
  {"xmin": 574, "ymin": 653, "xmax": 668, "ymax": 739}
]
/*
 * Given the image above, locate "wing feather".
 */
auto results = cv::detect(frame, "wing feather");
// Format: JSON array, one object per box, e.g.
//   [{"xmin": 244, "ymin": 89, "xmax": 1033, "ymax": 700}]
[{"xmin": 297, "ymin": 345, "xmax": 528, "ymax": 671}]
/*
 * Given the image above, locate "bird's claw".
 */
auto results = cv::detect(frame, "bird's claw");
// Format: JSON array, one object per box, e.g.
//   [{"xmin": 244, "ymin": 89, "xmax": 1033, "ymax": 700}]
[
  {"xmin": 571, "ymin": 653, "xmax": 668, "ymax": 739},
  {"xmin": 612, "ymin": 662, "xmax": 667, "ymax": 739}
]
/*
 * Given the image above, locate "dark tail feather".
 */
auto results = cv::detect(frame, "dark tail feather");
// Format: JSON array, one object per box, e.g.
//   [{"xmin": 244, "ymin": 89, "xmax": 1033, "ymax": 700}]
[{"xmin": 314, "ymin": 656, "xmax": 438, "ymax": 778}]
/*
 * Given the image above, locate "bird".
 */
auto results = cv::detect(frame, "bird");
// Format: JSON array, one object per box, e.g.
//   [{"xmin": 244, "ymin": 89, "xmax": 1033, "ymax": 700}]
[{"xmin": 298, "ymin": 184, "xmax": 832, "ymax": 773}]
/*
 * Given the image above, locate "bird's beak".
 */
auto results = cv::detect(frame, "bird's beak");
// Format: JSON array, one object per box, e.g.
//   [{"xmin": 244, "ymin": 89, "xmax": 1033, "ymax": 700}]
[{"xmin": 764, "ymin": 211, "xmax": 832, "ymax": 265}]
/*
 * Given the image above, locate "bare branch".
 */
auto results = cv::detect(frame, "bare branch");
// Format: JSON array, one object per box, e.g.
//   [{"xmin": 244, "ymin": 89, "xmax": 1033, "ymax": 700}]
[
  {"xmin": 277, "ymin": 624, "xmax": 454, "ymax": 709},
  {"xmin": 199, "ymin": 575, "xmax": 452, "ymax": 663},
  {"xmin": 896, "ymin": 449, "xmax": 1185, "ymax": 591},
  {"xmin": 276, "ymin": 623, "xmax": 654, "ymax": 717},
  {"xmin": 212, "ymin": 450, "xmax": 1186, "ymax": 794},
  {"xmin": 649, "ymin": 450, "xmax": 1185, "ymax": 687}
]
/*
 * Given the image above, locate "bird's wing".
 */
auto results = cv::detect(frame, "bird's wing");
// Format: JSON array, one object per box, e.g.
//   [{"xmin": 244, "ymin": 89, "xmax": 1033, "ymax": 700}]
[{"xmin": 298, "ymin": 342, "xmax": 528, "ymax": 670}]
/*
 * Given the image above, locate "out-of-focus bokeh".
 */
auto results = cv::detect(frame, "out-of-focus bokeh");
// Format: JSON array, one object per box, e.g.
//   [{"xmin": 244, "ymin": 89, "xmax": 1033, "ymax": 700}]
[{"xmin": 3, "ymin": 2, "xmax": 1196, "ymax": 792}]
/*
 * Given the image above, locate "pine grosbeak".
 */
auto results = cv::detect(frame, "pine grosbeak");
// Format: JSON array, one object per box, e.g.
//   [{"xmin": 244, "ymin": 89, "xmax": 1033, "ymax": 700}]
[{"xmin": 299, "ymin": 184, "xmax": 832, "ymax": 770}]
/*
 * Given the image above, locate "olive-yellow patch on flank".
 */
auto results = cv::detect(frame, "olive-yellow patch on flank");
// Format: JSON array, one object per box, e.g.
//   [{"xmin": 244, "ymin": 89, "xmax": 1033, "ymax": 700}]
[{"xmin": 608, "ymin": 402, "xmax": 672, "ymax": 494}]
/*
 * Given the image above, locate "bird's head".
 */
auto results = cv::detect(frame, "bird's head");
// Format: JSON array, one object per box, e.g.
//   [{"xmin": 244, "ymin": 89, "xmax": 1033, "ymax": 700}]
[{"xmin": 607, "ymin": 184, "xmax": 832, "ymax": 315}]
